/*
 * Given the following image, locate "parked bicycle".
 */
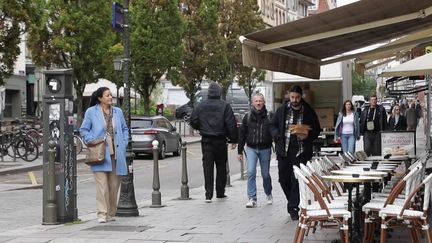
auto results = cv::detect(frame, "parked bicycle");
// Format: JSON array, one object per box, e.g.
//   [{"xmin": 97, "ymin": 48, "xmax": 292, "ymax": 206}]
[{"xmin": 0, "ymin": 127, "xmax": 39, "ymax": 162}]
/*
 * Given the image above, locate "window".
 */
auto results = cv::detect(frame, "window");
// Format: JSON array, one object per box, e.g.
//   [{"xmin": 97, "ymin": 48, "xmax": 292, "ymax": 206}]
[
  {"xmin": 308, "ymin": 0, "xmax": 318, "ymax": 10},
  {"xmin": 131, "ymin": 119, "xmax": 152, "ymax": 129}
]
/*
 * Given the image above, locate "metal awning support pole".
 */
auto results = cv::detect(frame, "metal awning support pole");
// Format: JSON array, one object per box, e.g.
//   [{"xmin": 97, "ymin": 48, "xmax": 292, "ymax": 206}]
[{"xmin": 427, "ymin": 75, "xmax": 431, "ymax": 153}]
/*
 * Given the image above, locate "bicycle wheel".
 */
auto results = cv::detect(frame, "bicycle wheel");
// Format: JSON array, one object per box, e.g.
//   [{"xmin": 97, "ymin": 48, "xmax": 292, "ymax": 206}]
[
  {"xmin": 74, "ymin": 135, "xmax": 84, "ymax": 155},
  {"xmin": 16, "ymin": 139, "xmax": 39, "ymax": 162},
  {"xmin": 26, "ymin": 129, "xmax": 43, "ymax": 146}
]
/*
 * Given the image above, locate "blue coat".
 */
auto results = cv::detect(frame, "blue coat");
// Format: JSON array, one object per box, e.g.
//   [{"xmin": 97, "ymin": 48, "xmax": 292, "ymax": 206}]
[
  {"xmin": 80, "ymin": 105, "xmax": 129, "ymax": 175},
  {"xmin": 334, "ymin": 111, "xmax": 360, "ymax": 140}
]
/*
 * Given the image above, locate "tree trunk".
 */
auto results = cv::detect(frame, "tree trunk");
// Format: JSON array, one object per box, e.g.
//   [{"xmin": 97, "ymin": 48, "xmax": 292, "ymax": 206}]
[
  {"xmin": 143, "ymin": 92, "xmax": 150, "ymax": 116},
  {"xmin": 76, "ymin": 91, "xmax": 83, "ymax": 129}
]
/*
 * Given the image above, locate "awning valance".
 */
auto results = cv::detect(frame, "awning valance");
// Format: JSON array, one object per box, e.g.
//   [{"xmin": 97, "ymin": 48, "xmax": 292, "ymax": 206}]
[{"xmin": 241, "ymin": 0, "xmax": 432, "ymax": 79}]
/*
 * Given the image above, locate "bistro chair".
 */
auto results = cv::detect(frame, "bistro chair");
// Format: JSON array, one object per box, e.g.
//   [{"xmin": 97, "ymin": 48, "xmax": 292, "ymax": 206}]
[
  {"xmin": 362, "ymin": 164, "xmax": 423, "ymax": 243},
  {"xmin": 379, "ymin": 172, "xmax": 432, "ymax": 243},
  {"xmin": 293, "ymin": 165, "xmax": 350, "ymax": 243}
]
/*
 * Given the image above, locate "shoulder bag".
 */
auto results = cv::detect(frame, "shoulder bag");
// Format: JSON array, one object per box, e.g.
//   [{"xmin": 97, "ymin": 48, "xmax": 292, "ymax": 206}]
[{"xmin": 85, "ymin": 137, "xmax": 106, "ymax": 166}]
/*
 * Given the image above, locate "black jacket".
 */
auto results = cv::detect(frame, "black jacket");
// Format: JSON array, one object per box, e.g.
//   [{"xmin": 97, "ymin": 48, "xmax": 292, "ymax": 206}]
[
  {"xmin": 269, "ymin": 101, "xmax": 321, "ymax": 159},
  {"xmin": 190, "ymin": 98, "xmax": 238, "ymax": 143},
  {"xmin": 388, "ymin": 115, "xmax": 407, "ymax": 131},
  {"xmin": 238, "ymin": 107, "xmax": 272, "ymax": 154},
  {"xmin": 360, "ymin": 105, "xmax": 387, "ymax": 135}
]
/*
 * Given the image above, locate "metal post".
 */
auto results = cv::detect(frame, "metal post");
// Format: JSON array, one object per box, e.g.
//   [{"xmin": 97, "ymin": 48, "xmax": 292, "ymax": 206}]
[
  {"xmin": 179, "ymin": 141, "xmax": 191, "ymax": 200},
  {"xmin": 42, "ymin": 140, "xmax": 58, "ymax": 225},
  {"xmin": 226, "ymin": 159, "xmax": 231, "ymax": 187},
  {"xmin": 151, "ymin": 140, "xmax": 162, "ymax": 207},
  {"xmin": 116, "ymin": 0, "xmax": 139, "ymax": 217}
]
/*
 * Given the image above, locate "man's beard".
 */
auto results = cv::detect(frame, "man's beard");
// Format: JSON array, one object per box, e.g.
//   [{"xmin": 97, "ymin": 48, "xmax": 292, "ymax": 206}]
[{"xmin": 291, "ymin": 102, "xmax": 300, "ymax": 108}]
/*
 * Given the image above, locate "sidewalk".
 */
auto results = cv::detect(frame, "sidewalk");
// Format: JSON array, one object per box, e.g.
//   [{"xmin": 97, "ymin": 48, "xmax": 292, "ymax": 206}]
[{"xmin": 0, "ymin": 159, "xmax": 419, "ymax": 243}]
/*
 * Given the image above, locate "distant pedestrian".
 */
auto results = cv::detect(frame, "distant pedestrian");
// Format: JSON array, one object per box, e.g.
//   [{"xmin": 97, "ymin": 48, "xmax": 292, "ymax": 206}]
[
  {"xmin": 406, "ymin": 103, "xmax": 418, "ymax": 132},
  {"xmin": 238, "ymin": 93, "xmax": 273, "ymax": 208},
  {"xmin": 334, "ymin": 100, "xmax": 360, "ymax": 154},
  {"xmin": 270, "ymin": 85, "xmax": 321, "ymax": 220},
  {"xmin": 415, "ymin": 100, "xmax": 423, "ymax": 126},
  {"xmin": 360, "ymin": 95, "xmax": 387, "ymax": 156},
  {"xmin": 399, "ymin": 101, "xmax": 407, "ymax": 116},
  {"xmin": 388, "ymin": 104, "xmax": 407, "ymax": 131},
  {"xmin": 190, "ymin": 82, "xmax": 238, "ymax": 203},
  {"xmin": 80, "ymin": 87, "xmax": 129, "ymax": 223}
]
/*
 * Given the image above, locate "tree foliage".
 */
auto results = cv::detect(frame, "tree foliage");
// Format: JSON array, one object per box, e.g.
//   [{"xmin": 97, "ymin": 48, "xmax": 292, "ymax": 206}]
[
  {"xmin": 208, "ymin": 0, "xmax": 265, "ymax": 102},
  {"xmin": 352, "ymin": 71, "xmax": 377, "ymax": 98},
  {"xmin": 26, "ymin": 0, "xmax": 117, "ymax": 123},
  {"xmin": 0, "ymin": 0, "xmax": 35, "ymax": 85},
  {"xmin": 130, "ymin": 0, "xmax": 184, "ymax": 115},
  {"xmin": 170, "ymin": 0, "xmax": 219, "ymax": 107}
]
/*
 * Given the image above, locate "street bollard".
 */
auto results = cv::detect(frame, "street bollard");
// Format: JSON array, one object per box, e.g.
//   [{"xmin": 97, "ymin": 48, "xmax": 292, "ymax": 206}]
[
  {"xmin": 42, "ymin": 140, "xmax": 58, "ymax": 225},
  {"xmin": 179, "ymin": 141, "xmax": 191, "ymax": 200},
  {"xmin": 150, "ymin": 140, "xmax": 163, "ymax": 207},
  {"xmin": 226, "ymin": 159, "xmax": 232, "ymax": 187}
]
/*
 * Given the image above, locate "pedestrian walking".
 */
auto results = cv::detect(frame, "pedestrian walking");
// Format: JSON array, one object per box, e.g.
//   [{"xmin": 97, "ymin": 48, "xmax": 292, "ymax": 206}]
[
  {"xmin": 415, "ymin": 100, "xmax": 423, "ymax": 127},
  {"xmin": 360, "ymin": 95, "xmax": 387, "ymax": 156},
  {"xmin": 238, "ymin": 93, "xmax": 273, "ymax": 208},
  {"xmin": 406, "ymin": 103, "xmax": 418, "ymax": 132},
  {"xmin": 334, "ymin": 100, "xmax": 360, "ymax": 154},
  {"xmin": 387, "ymin": 104, "xmax": 407, "ymax": 131},
  {"xmin": 270, "ymin": 85, "xmax": 321, "ymax": 220},
  {"xmin": 79, "ymin": 87, "xmax": 129, "ymax": 223},
  {"xmin": 190, "ymin": 82, "xmax": 238, "ymax": 203}
]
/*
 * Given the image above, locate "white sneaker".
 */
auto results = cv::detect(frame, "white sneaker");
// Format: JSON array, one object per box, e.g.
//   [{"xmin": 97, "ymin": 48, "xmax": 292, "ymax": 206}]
[
  {"xmin": 98, "ymin": 217, "xmax": 107, "ymax": 223},
  {"xmin": 266, "ymin": 195, "xmax": 273, "ymax": 205},
  {"xmin": 107, "ymin": 217, "xmax": 116, "ymax": 222},
  {"xmin": 205, "ymin": 198, "xmax": 212, "ymax": 203},
  {"xmin": 246, "ymin": 199, "xmax": 257, "ymax": 208}
]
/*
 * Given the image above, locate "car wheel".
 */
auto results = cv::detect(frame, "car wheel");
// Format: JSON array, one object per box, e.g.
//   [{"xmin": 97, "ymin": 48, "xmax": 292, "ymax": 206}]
[
  {"xmin": 159, "ymin": 142, "xmax": 166, "ymax": 160},
  {"xmin": 173, "ymin": 140, "xmax": 181, "ymax": 156}
]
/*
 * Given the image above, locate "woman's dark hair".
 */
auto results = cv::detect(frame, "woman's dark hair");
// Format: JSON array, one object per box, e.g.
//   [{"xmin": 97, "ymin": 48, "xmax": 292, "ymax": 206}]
[
  {"xmin": 89, "ymin": 87, "xmax": 110, "ymax": 107},
  {"xmin": 341, "ymin": 100, "xmax": 354, "ymax": 116}
]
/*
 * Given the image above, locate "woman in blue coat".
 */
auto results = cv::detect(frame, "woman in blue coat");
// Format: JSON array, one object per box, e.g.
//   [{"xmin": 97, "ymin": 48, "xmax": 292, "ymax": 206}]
[
  {"xmin": 80, "ymin": 87, "xmax": 129, "ymax": 223},
  {"xmin": 334, "ymin": 100, "xmax": 360, "ymax": 154}
]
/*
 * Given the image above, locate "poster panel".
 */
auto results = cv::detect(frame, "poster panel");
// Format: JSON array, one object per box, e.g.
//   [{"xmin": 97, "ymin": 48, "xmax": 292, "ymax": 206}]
[{"xmin": 381, "ymin": 131, "xmax": 416, "ymax": 156}]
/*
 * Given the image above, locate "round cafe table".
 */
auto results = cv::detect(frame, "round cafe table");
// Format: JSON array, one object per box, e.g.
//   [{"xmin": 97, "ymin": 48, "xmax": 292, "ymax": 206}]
[
  {"xmin": 364, "ymin": 155, "xmax": 409, "ymax": 161},
  {"xmin": 322, "ymin": 175, "xmax": 383, "ymax": 243},
  {"xmin": 331, "ymin": 170, "xmax": 388, "ymax": 177}
]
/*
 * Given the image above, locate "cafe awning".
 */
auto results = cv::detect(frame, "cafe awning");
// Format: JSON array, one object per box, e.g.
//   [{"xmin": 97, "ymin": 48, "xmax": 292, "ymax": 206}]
[
  {"xmin": 241, "ymin": 0, "xmax": 432, "ymax": 79},
  {"xmin": 380, "ymin": 53, "xmax": 432, "ymax": 77}
]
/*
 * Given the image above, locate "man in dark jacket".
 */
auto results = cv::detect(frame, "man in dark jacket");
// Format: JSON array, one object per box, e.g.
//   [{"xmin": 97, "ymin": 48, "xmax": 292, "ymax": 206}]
[
  {"xmin": 238, "ymin": 93, "xmax": 273, "ymax": 208},
  {"xmin": 360, "ymin": 95, "xmax": 387, "ymax": 156},
  {"xmin": 270, "ymin": 85, "xmax": 321, "ymax": 220},
  {"xmin": 190, "ymin": 82, "xmax": 238, "ymax": 203}
]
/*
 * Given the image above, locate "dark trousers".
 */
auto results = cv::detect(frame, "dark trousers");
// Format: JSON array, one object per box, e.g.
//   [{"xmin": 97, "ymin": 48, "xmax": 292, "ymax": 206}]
[
  {"xmin": 363, "ymin": 132, "xmax": 381, "ymax": 156},
  {"xmin": 201, "ymin": 138, "xmax": 228, "ymax": 199},
  {"xmin": 277, "ymin": 150, "xmax": 305, "ymax": 212}
]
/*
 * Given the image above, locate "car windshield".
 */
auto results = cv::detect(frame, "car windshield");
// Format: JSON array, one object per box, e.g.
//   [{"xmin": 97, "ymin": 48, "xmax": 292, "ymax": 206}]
[{"xmin": 131, "ymin": 119, "xmax": 152, "ymax": 129}]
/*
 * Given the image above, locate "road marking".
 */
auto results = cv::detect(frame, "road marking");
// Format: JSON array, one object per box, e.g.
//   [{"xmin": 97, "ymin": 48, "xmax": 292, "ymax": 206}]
[{"xmin": 28, "ymin": 172, "xmax": 38, "ymax": 185}]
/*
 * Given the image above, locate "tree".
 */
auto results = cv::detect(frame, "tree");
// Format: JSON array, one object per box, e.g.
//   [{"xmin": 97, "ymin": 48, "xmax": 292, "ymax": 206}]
[
  {"xmin": 27, "ymin": 0, "xmax": 117, "ymax": 124},
  {"xmin": 0, "ymin": 0, "xmax": 35, "ymax": 85},
  {"xmin": 207, "ymin": 0, "xmax": 265, "ymax": 103},
  {"xmin": 130, "ymin": 0, "xmax": 184, "ymax": 115},
  {"xmin": 352, "ymin": 71, "xmax": 377, "ymax": 98},
  {"xmin": 170, "ymin": 0, "xmax": 219, "ymax": 108}
]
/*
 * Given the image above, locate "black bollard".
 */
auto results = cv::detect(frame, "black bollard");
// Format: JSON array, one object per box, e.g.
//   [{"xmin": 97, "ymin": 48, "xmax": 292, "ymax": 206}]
[
  {"xmin": 42, "ymin": 140, "xmax": 59, "ymax": 225},
  {"xmin": 150, "ymin": 140, "xmax": 163, "ymax": 207},
  {"xmin": 226, "ymin": 160, "xmax": 232, "ymax": 187},
  {"xmin": 179, "ymin": 141, "xmax": 191, "ymax": 200}
]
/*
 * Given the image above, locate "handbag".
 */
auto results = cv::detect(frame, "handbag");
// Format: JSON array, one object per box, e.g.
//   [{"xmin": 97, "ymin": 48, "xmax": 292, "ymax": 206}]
[{"xmin": 85, "ymin": 137, "xmax": 106, "ymax": 166}]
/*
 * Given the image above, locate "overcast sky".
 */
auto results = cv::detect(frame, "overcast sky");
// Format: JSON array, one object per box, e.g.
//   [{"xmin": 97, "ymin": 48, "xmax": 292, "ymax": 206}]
[{"xmin": 337, "ymin": 0, "xmax": 359, "ymax": 7}]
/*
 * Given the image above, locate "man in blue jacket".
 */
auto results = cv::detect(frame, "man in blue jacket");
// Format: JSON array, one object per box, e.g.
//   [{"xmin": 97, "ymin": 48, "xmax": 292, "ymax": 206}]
[
  {"xmin": 190, "ymin": 82, "xmax": 238, "ymax": 203},
  {"xmin": 270, "ymin": 85, "xmax": 321, "ymax": 220}
]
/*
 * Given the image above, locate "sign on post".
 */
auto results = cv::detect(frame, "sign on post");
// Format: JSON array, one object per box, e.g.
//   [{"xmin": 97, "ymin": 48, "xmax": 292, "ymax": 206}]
[
  {"xmin": 380, "ymin": 131, "xmax": 416, "ymax": 156},
  {"xmin": 112, "ymin": 2, "xmax": 125, "ymax": 32}
]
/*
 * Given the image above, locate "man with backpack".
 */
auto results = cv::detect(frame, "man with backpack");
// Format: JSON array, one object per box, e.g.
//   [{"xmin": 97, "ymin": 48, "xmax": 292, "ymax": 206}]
[{"xmin": 238, "ymin": 93, "xmax": 273, "ymax": 208}]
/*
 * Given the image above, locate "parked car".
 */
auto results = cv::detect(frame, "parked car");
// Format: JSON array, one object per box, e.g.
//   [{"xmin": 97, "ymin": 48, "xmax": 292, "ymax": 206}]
[
  {"xmin": 131, "ymin": 116, "xmax": 181, "ymax": 159},
  {"xmin": 175, "ymin": 88, "xmax": 250, "ymax": 119},
  {"xmin": 381, "ymin": 102, "xmax": 392, "ymax": 114}
]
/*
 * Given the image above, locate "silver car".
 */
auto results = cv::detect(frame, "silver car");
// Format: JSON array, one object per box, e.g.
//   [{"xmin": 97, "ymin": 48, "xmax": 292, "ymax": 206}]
[{"xmin": 131, "ymin": 116, "xmax": 181, "ymax": 159}]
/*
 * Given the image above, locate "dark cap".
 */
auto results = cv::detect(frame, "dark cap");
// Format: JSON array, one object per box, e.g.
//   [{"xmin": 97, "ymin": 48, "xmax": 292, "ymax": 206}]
[
  {"xmin": 208, "ymin": 81, "xmax": 222, "ymax": 98},
  {"xmin": 289, "ymin": 85, "xmax": 303, "ymax": 96}
]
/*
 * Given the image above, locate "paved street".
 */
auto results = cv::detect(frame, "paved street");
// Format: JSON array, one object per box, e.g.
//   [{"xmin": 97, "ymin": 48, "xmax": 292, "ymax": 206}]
[{"xmin": 0, "ymin": 121, "xmax": 430, "ymax": 242}]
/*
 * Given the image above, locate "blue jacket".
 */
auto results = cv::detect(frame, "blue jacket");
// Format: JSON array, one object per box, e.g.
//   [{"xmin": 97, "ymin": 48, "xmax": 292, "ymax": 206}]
[
  {"xmin": 80, "ymin": 105, "xmax": 129, "ymax": 175},
  {"xmin": 334, "ymin": 111, "xmax": 360, "ymax": 140}
]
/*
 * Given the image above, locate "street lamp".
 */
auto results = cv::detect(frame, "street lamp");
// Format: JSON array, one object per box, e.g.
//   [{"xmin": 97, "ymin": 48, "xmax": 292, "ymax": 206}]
[
  {"xmin": 113, "ymin": 59, "xmax": 123, "ymax": 105},
  {"xmin": 115, "ymin": 0, "xmax": 139, "ymax": 217}
]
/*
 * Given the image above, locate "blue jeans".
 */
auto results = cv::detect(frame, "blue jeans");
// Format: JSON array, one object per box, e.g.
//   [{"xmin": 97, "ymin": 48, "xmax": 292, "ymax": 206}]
[
  {"xmin": 246, "ymin": 146, "xmax": 272, "ymax": 201},
  {"xmin": 341, "ymin": 134, "xmax": 356, "ymax": 154}
]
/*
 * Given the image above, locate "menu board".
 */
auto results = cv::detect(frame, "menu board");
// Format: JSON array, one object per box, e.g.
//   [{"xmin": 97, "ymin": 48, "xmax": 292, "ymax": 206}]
[{"xmin": 381, "ymin": 131, "xmax": 416, "ymax": 156}]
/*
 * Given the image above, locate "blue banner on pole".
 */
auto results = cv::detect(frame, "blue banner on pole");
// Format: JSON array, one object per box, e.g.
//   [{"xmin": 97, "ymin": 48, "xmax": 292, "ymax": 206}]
[{"xmin": 112, "ymin": 2, "xmax": 124, "ymax": 32}]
